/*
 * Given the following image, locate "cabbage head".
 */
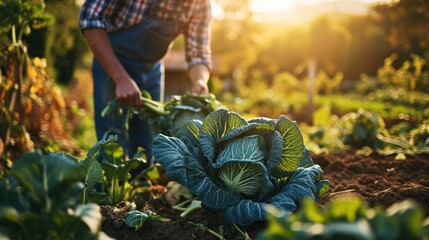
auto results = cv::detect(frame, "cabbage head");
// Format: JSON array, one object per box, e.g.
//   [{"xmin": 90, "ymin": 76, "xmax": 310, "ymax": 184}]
[{"xmin": 153, "ymin": 108, "xmax": 329, "ymax": 226}]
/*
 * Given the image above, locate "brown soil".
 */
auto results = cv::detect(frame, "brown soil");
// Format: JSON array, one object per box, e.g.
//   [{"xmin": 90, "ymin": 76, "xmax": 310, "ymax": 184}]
[{"xmin": 100, "ymin": 152, "xmax": 429, "ymax": 240}]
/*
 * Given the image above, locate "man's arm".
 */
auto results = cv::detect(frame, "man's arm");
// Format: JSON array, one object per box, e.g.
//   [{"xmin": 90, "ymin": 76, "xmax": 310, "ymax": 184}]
[
  {"xmin": 184, "ymin": 0, "xmax": 212, "ymax": 96},
  {"xmin": 83, "ymin": 28, "xmax": 142, "ymax": 107},
  {"xmin": 189, "ymin": 63, "xmax": 210, "ymax": 95}
]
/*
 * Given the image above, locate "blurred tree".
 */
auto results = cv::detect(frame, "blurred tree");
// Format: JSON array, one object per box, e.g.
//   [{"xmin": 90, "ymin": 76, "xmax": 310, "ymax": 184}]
[
  {"xmin": 308, "ymin": 16, "xmax": 351, "ymax": 77},
  {"xmin": 343, "ymin": 15, "xmax": 392, "ymax": 79},
  {"xmin": 0, "ymin": 0, "xmax": 70, "ymax": 169},
  {"xmin": 249, "ymin": 13, "xmax": 397, "ymax": 82},
  {"xmin": 46, "ymin": 0, "xmax": 88, "ymax": 84},
  {"xmin": 212, "ymin": 0, "xmax": 263, "ymax": 88},
  {"xmin": 254, "ymin": 26, "xmax": 308, "ymax": 84},
  {"xmin": 370, "ymin": 0, "xmax": 429, "ymax": 62},
  {"xmin": 24, "ymin": 0, "xmax": 88, "ymax": 84},
  {"xmin": 210, "ymin": 0, "xmax": 429, "ymax": 89},
  {"xmin": 0, "ymin": 0, "xmax": 53, "ymax": 139}
]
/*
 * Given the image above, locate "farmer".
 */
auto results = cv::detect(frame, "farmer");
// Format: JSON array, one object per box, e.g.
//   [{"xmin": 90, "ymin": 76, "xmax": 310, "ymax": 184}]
[{"xmin": 79, "ymin": 0, "xmax": 212, "ymax": 177}]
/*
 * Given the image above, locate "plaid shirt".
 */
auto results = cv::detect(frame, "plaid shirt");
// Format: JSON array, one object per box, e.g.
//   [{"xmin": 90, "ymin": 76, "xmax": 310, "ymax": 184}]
[{"xmin": 79, "ymin": 0, "xmax": 212, "ymax": 69}]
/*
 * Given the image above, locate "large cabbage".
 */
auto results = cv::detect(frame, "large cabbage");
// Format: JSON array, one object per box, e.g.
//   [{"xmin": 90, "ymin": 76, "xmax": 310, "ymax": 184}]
[{"xmin": 153, "ymin": 108, "xmax": 329, "ymax": 225}]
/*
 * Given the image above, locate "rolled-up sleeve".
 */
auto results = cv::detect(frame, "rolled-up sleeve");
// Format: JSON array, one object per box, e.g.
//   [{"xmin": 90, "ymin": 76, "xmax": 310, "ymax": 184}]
[
  {"xmin": 79, "ymin": 0, "xmax": 108, "ymax": 31},
  {"xmin": 184, "ymin": 0, "xmax": 213, "ymax": 71}
]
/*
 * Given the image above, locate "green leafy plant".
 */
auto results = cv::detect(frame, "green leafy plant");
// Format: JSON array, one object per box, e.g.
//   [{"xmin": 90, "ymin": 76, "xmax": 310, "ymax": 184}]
[
  {"xmin": 0, "ymin": 150, "xmax": 111, "ymax": 239},
  {"xmin": 302, "ymin": 105, "xmax": 346, "ymax": 154},
  {"xmin": 79, "ymin": 135, "xmax": 159, "ymax": 206},
  {"xmin": 102, "ymin": 91, "xmax": 222, "ymax": 137},
  {"xmin": 376, "ymin": 120, "xmax": 429, "ymax": 159},
  {"xmin": 97, "ymin": 141, "xmax": 145, "ymax": 205},
  {"xmin": 257, "ymin": 195, "xmax": 429, "ymax": 240},
  {"xmin": 79, "ymin": 135, "xmax": 117, "ymax": 204},
  {"xmin": 125, "ymin": 209, "xmax": 170, "ymax": 231},
  {"xmin": 337, "ymin": 108, "xmax": 388, "ymax": 149},
  {"xmin": 377, "ymin": 54, "xmax": 429, "ymax": 95},
  {"xmin": 153, "ymin": 108, "xmax": 329, "ymax": 226}
]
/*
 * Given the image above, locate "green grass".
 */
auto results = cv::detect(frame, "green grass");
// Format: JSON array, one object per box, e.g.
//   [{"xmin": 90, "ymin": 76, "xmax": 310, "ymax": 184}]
[{"xmin": 315, "ymin": 94, "xmax": 422, "ymax": 120}]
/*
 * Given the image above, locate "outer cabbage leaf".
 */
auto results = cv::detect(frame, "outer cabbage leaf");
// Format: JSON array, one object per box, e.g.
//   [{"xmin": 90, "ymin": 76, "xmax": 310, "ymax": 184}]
[
  {"xmin": 250, "ymin": 116, "xmax": 304, "ymax": 178},
  {"xmin": 178, "ymin": 120, "xmax": 203, "ymax": 151},
  {"xmin": 224, "ymin": 165, "xmax": 325, "ymax": 226},
  {"xmin": 153, "ymin": 134, "xmax": 241, "ymax": 210},
  {"xmin": 272, "ymin": 116, "xmax": 304, "ymax": 177},
  {"xmin": 152, "ymin": 135, "xmax": 188, "ymax": 184},
  {"xmin": 299, "ymin": 147, "xmax": 314, "ymax": 168},
  {"xmin": 181, "ymin": 120, "xmax": 202, "ymax": 142}
]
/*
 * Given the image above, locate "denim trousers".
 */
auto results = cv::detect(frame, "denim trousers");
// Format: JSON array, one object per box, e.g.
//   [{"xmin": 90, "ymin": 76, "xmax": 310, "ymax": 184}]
[{"xmin": 92, "ymin": 14, "xmax": 179, "ymax": 176}]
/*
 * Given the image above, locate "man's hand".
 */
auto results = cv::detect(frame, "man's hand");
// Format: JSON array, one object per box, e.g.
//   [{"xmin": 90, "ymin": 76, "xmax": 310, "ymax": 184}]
[
  {"xmin": 83, "ymin": 28, "xmax": 142, "ymax": 107},
  {"xmin": 189, "ymin": 64, "xmax": 210, "ymax": 96},
  {"xmin": 191, "ymin": 79, "xmax": 208, "ymax": 95},
  {"xmin": 115, "ymin": 76, "xmax": 142, "ymax": 107}
]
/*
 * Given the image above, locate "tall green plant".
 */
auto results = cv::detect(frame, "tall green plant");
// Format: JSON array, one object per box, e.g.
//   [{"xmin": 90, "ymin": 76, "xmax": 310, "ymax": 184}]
[
  {"xmin": 0, "ymin": 0, "xmax": 54, "ymax": 121},
  {"xmin": 79, "ymin": 135, "xmax": 117, "ymax": 204},
  {"xmin": 98, "ymin": 142, "xmax": 145, "ymax": 205},
  {"xmin": 44, "ymin": 0, "xmax": 88, "ymax": 83},
  {"xmin": 78, "ymin": 135, "xmax": 149, "ymax": 206},
  {"xmin": 0, "ymin": 0, "xmax": 54, "ymax": 172}
]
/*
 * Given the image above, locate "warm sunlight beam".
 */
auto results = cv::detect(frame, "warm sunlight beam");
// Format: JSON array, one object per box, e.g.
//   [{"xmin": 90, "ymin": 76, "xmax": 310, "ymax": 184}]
[
  {"xmin": 251, "ymin": 0, "xmax": 392, "ymax": 12},
  {"xmin": 251, "ymin": 0, "xmax": 295, "ymax": 12}
]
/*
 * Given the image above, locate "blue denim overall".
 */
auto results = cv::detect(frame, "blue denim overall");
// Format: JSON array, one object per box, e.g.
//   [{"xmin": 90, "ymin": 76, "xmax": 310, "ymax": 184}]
[{"xmin": 92, "ymin": 14, "xmax": 180, "ymax": 176}]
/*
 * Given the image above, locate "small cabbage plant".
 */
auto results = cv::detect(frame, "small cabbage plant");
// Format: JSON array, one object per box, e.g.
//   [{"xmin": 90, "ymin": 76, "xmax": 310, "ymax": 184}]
[{"xmin": 153, "ymin": 108, "xmax": 329, "ymax": 226}]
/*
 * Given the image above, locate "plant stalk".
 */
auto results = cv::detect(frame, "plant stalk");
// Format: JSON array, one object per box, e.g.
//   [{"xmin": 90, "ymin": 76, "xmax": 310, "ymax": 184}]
[
  {"xmin": 195, "ymin": 223, "xmax": 225, "ymax": 240},
  {"xmin": 233, "ymin": 224, "xmax": 252, "ymax": 240}
]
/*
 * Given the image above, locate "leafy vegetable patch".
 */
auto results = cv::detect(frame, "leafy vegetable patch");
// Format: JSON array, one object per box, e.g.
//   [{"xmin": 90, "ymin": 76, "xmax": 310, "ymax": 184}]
[{"xmin": 102, "ymin": 91, "xmax": 222, "ymax": 137}]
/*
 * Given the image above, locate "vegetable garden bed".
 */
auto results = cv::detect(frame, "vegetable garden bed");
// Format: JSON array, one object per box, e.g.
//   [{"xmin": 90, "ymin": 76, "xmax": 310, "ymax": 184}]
[{"xmin": 99, "ymin": 152, "xmax": 429, "ymax": 239}]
